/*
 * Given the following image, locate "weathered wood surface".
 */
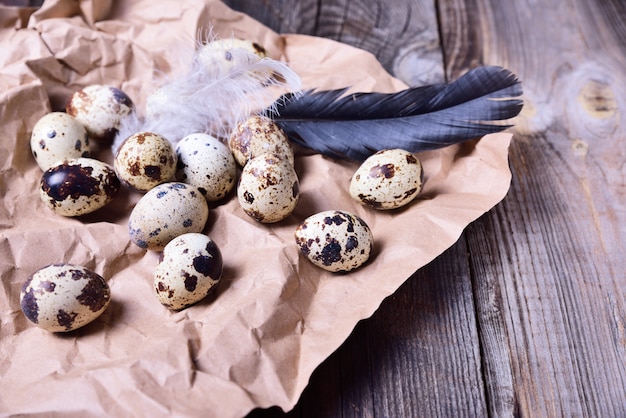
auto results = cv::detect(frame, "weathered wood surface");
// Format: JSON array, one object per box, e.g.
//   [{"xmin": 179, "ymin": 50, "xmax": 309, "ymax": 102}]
[{"xmin": 222, "ymin": 0, "xmax": 626, "ymax": 417}]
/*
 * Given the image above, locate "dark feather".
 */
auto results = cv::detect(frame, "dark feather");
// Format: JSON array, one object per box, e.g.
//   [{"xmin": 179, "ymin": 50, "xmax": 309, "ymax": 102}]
[{"xmin": 269, "ymin": 66, "xmax": 523, "ymax": 161}]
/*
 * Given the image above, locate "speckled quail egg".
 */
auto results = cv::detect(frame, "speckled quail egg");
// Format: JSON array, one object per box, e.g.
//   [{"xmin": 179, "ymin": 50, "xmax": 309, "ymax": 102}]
[
  {"xmin": 237, "ymin": 153, "xmax": 299, "ymax": 223},
  {"xmin": 39, "ymin": 157, "xmax": 120, "ymax": 217},
  {"xmin": 30, "ymin": 112, "xmax": 90, "ymax": 171},
  {"xmin": 20, "ymin": 264, "xmax": 111, "ymax": 332},
  {"xmin": 114, "ymin": 131, "xmax": 177, "ymax": 192},
  {"xmin": 229, "ymin": 115, "xmax": 294, "ymax": 167},
  {"xmin": 154, "ymin": 233, "xmax": 223, "ymax": 310},
  {"xmin": 66, "ymin": 84, "xmax": 133, "ymax": 142},
  {"xmin": 175, "ymin": 133, "xmax": 237, "ymax": 202},
  {"xmin": 294, "ymin": 210, "xmax": 374, "ymax": 272},
  {"xmin": 196, "ymin": 38, "xmax": 268, "ymax": 74},
  {"xmin": 128, "ymin": 182, "xmax": 209, "ymax": 251},
  {"xmin": 349, "ymin": 149, "xmax": 423, "ymax": 210}
]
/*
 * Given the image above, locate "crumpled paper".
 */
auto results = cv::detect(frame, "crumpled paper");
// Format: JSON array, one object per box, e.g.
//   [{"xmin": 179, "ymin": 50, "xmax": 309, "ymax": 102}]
[{"xmin": 0, "ymin": 0, "xmax": 513, "ymax": 417}]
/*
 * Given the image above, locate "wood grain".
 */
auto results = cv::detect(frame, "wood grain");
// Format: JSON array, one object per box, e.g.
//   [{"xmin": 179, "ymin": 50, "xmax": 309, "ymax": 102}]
[
  {"xmin": 224, "ymin": 0, "xmax": 626, "ymax": 416},
  {"xmin": 224, "ymin": 0, "xmax": 445, "ymax": 86},
  {"xmin": 445, "ymin": 0, "xmax": 626, "ymax": 415}
]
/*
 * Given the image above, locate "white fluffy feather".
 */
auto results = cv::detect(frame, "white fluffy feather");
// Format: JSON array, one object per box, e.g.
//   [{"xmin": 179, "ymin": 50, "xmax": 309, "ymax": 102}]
[{"xmin": 113, "ymin": 34, "xmax": 301, "ymax": 152}]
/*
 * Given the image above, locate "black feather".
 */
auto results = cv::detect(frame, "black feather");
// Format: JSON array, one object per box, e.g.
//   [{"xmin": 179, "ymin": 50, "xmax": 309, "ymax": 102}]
[{"xmin": 269, "ymin": 66, "xmax": 523, "ymax": 161}]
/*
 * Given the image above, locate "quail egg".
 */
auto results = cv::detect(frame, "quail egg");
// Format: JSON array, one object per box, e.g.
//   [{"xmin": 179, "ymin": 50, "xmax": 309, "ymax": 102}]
[
  {"xmin": 294, "ymin": 210, "xmax": 374, "ymax": 272},
  {"xmin": 30, "ymin": 112, "xmax": 90, "ymax": 171},
  {"xmin": 154, "ymin": 233, "xmax": 223, "ymax": 310},
  {"xmin": 20, "ymin": 264, "xmax": 111, "ymax": 332},
  {"xmin": 237, "ymin": 153, "xmax": 299, "ymax": 223},
  {"xmin": 349, "ymin": 149, "xmax": 423, "ymax": 210},
  {"xmin": 114, "ymin": 131, "xmax": 177, "ymax": 192},
  {"xmin": 196, "ymin": 38, "xmax": 268, "ymax": 75},
  {"xmin": 229, "ymin": 115, "xmax": 294, "ymax": 167},
  {"xmin": 39, "ymin": 157, "xmax": 120, "ymax": 217},
  {"xmin": 128, "ymin": 182, "xmax": 209, "ymax": 251},
  {"xmin": 66, "ymin": 84, "xmax": 133, "ymax": 142},
  {"xmin": 175, "ymin": 133, "xmax": 237, "ymax": 202}
]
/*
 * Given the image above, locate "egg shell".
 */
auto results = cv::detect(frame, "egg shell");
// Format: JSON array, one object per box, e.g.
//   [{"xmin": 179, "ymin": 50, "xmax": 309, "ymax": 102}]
[
  {"xmin": 237, "ymin": 153, "xmax": 299, "ymax": 223},
  {"xmin": 66, "ymin": 84, "xmax": 133, "ymax": 142},
  {"xmin": 229, "ymin": 115, "xmax": 294, "ymax": 167},
  {"xmin": 175, "ymin": 133, "xmax": 237, "ymax": 202},
  {"xmin": 115, "ymin": 131, "xmax": 177, "ymax": 193},
  {"xmin": 154, "ymin": 233, "xmax": 223, "ymax": 310},
  {"xmin": 198, "ymin": 38, "xmax": 267, "ymax": 59},
  {"xmin": 197, "ymin": 38, "xmax": 268, "ymax": 76},
  {"xmin": 20, "ymin": 264, "xmax": 111, "ymax": 332},
  {"xmin": 349, "ymin": 149, "xmax": 423, "ymax": 210},
  {"xmin": 39, "ymin": 157, "xmax": 120, "ymax": 217},
  {"xmin": 30, "ymin": 112, "xmax": 90, "ymax": 171},
  {"xmin": 295, "ymin": 210, "xmax": 374, "ymax": 272},
  {"xmin": 128, "ymin": 182, "xmax": 209, "ymax": 251}
]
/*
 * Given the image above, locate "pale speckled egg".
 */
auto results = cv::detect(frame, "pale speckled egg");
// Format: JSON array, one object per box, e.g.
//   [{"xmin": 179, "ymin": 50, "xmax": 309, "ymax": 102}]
[
  {"xmin": 349, "ymin": 149, "xmax": 423, "ymax": 210},
  {"xmin": 154, "ymin": 233, "xmax": 223, "ymax": 310},
  {"xmin": 39, "ymin": 157, "xmax": 120, "ymax": 217},
  {"xmin": 294, "ymin": 210, "xmax": 374, "ymax": 272},
  {"xmin": 198, "ymin": 38, "xmax": 267, "ymax": 60},
  {"xmin": 196, "ymin": 38, "xmax": 268, "ymax": 75},
  {"xmin": 114, "ymin": 131, "xmax": 177, "ymax": 192},
  {"xmin": 175, "ymin": 133, "xmax": 237, "ymax": 202},
  {"xmin": 229, "ymin": 115, "xmax": 294, "ymax": 167},
  {"xmin": 20, "ymin": 264, "xmax": 111, "ymax": 332},
  {"xmin": 237, "ymin": 153, "xmax": 299, "ymax": 223},
  {"xmin": 30, "ymin": 112, "xmax": 90, "ymax": 171},
  {"xmin": 128, "ymin": 182, "xmax": 209, "ymax": 251},
  {"xmin": 66, "ymin": 84, "xmax": 133, "ymax": 142}
]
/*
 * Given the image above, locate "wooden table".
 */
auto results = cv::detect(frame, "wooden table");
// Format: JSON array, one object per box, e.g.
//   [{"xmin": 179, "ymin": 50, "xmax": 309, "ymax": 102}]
[{"xmin": 221, "ymin": 1, "xmax": 626, "ymax": 416}]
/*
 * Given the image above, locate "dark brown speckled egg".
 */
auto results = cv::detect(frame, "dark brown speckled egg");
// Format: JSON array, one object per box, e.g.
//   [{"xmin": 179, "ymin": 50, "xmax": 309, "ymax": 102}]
[
  {"xmin": 229, "ymin": 115, "xmax": 294, "ymax": 167},
  {"xmin": 114, "ymin": 131, "xmax": 177, "ymax": 193},
  {"xmin": 295, "ymin": 210, "xmax": 374, "ymax": 272},
  {"xmin": 349, "ymin": 149, "xmax": 423, "ymax": 210},
  {"xmin": 153, "ymin": 233, "xmax": 223, "ymax": 310},
  {"xmin": 237, "ymin": 153, "xmax": 299, "ymax": 223},
  {"xmin": 20, "ymin": 264, "xmax": 111, "ymax": 332},
  {"xmin": 39, "ymin": 157, "xmax": 120, "ymax": 217},
  {"xmin": 66, "ymin": 84, "xmax": 133, "ymax": 142}
]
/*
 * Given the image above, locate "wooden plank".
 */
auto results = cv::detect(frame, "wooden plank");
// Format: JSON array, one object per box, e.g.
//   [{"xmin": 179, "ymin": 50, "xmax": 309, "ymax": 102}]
[
  {"xmin": 223, "ymin": 0, "xmax": 445, "ymax": 86},
  {"xmin": 439, "ymin": 0, "xmax": 626, "ymax": 415},
  {"xmin": 362, "ymin": 240, "xmax": 488, "ymax": 418}
]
